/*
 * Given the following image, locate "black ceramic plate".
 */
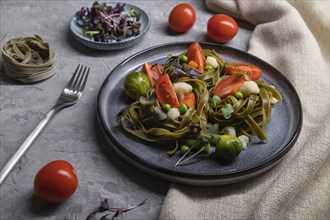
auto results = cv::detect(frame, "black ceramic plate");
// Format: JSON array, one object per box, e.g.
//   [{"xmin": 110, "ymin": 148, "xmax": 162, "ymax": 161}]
[{"xmin": 96, "ymin": 42, "xmax": 302, "ymax": 186}]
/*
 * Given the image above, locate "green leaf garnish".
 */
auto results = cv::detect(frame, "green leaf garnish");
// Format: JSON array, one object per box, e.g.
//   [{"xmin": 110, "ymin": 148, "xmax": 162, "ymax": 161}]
[
  {"xmin": 221, "ymin": 104, "xmax": 234, "ymax": 119},
  {"xmin": 208, "ymin": 95, "xmax": 221, "ymax": 108},
  {"xmin": 153, "ymin": 106, "xmax": 167, "ymax": 120},
  {"xmin": 140, "ymin": 96, "xmax": 155, "ymax": 106}
]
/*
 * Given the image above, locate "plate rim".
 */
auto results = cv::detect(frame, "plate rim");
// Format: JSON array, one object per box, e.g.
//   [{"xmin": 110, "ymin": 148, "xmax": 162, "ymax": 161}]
[
  {"xmin": 96, "ymin": 41, "xmax": 303, "ymax": 184},
  {"xmin": 96, "ymin": 113, "xmax": 288, "ymax": 186}
]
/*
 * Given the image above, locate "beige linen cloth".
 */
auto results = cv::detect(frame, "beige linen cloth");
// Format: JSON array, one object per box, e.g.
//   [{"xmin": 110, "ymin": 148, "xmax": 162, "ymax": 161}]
[{"xmin": 159, "ymin": 0, "xmax": 329, "ymax": 219}]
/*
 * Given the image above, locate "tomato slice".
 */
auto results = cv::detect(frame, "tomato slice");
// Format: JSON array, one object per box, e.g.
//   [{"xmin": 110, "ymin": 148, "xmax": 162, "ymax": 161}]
[
  {"xmin": 213, "ymin": 75, "xmax": 246, "ymax": 99},
  {"xmin": 186, "ymin": 41, "xmax": 205, "ymax": 73},
  {"xmin": 155, "ymin": 74, "xmax": 180, "ymax": 108},
  {"xmin": 142, "ymin": 63, "xmax": 162, "ymax": 86},
  {"xmin": 179, "ymin": 92, "xmax": 196, "ymax": 108},
  {"xmin": 226, "ymin": 63, "xmax": 262, "ymax": 81}
]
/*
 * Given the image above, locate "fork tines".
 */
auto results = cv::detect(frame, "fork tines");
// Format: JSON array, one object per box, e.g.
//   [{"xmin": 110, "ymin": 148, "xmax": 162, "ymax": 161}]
[{"xmin": 67, "ymin": 64, "xmax": 90, "ymax": 92}]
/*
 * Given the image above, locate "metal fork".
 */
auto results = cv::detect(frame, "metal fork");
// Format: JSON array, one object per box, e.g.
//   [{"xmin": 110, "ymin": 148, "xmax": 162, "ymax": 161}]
[{"xmin": 0, "ymin": 64, "xmax": 90, "ymax": 185}]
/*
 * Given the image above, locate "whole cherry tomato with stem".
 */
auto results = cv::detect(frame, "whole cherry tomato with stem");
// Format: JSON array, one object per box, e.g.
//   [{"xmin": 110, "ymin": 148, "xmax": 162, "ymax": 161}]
[
  {"xmin": 34, "ymin": 160, "xmax": 78, "ymax": 203},
  {"xmin": 168, "ymin": 3, "xmax": 196, "ymax": 33},
  {"xmin": 207, "ymin": 14, "xmax": 239, "ymax": 43}
]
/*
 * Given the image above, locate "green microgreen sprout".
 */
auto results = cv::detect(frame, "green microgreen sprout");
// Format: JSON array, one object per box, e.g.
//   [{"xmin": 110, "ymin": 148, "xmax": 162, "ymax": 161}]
[
  {"xmin": 129, "ymin": 7, "xmax": 140, "ymax": 18},
  {"xmin": 83, "ymin": 30, "xmax": 100, "ymax": 40},
  {"xmin": 234, "ymin": 72, "xmax": 251, "ymax": 81}
]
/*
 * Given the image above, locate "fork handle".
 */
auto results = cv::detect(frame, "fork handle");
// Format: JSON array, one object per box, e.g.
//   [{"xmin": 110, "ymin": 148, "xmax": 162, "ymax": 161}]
[{"xmin": 0, "ymin": 107, "xmax": 59, "ymax": 185}]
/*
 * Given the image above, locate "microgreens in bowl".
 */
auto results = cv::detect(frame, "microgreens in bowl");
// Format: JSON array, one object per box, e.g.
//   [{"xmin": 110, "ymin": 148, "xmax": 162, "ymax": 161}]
[{"xmin": 75, "ymin": 1, "xmax": 141, "ymax": 42}]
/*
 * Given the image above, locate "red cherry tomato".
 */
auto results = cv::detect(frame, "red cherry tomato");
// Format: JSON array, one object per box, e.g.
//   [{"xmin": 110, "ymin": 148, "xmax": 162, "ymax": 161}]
[
  {"xmin": 213, "ymin": 75, "xmax": 246, "ymax": 99},
  {"xmin": 142, "ymin": 63, "xmax": 163, "ymax": 87},
  {"xmin": 34, "ymin": 160, "xmax": 78, "ymax": 203},
  {"xmin": 155, "ymin": 74, "xmax": 180, "ymax": 108},
  {"xmin": 186, "ymin": 41, "xmax": 206, "ymax": 72},
  {"xmin": 226, "ymin": 63, "xmax": 262, "ymax": 81},
  {"xmin": 168, "ymin": 3, "xmax": 196, "ymax": 33},
  {"xmin": 207, "ymin": 14, "xmax": 238, "ymax": 43}
]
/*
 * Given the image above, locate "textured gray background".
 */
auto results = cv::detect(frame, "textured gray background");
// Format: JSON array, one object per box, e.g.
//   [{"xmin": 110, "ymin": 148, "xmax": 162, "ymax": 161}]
[{"xmin": 0, "ymin": 0, "xmax": 252, "ymax": 219}]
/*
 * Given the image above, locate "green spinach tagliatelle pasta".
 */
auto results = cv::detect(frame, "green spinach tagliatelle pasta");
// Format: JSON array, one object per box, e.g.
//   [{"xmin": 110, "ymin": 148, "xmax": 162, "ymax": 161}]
[
  {"xmin": 120, "ymin": 48, "xmax": 282, "ymax": 149},
  {"xmin": 1, "ymin": 35, "xmax": 57, "ymax": 83}
]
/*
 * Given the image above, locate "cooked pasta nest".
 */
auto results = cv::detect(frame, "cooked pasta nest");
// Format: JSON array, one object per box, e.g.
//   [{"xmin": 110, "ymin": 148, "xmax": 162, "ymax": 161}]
[
  {"xmin": 120, "ymin": 49, "xmax": 282, "ymax": 147},
  {"xmin": 1, "ymin": 35, "xmax": 57, "ymax": 83}
]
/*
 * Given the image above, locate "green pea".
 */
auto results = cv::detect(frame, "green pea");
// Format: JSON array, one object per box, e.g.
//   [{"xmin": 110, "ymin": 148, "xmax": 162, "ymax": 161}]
[
  {"xmin": 179, "ymin": 104, "xmax": 188, "ymax": 114},
  {"xmin": 162, "ymin": 104, "xmax": 171, "ymax": 112},
  {"xmin": 180, "ymin": 145, "xmax": 190, "ymax": 154},
  {"xmin": 235, "ymin": 91, "xmax": 244, "ymax": 100},
  {"xmin": 179, "ymin": 55, "xmax": 188, "ymax": 63},
  {"xmin": 204, "ymin": 65, "xmax": 213, "ymax": 71},
  {"xmin": 180, "ymin": 138, "xmax": 195, "ymax": 147}
]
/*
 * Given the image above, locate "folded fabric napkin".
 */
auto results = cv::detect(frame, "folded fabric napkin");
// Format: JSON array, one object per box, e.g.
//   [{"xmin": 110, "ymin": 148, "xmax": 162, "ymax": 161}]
[{"xmin": 159, "ymin": 1, "xmax": 329, "ymax": 219}]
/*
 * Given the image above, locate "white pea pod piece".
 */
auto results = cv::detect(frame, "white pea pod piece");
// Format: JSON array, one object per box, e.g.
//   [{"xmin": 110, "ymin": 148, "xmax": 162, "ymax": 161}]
[
  {"xmin": 240, "ymin": 81, "xmax": 260, "ymax": 97},
  {"xmin": 268, "ymin": 85, "xmax": 279, "ymax": 104},
  {"xmin": 173, "ymin": 82, "xmax": 193, "ymax": 101},
  {"xmin": 167, "ymin": 108, "xmax": 180, "ymax": 120},
  {"xmin": 238, "ymin": 135, "xmax": 250, "ymax": 149},
  {"xmin": 270, "ymin": 97, "xmax": 279, "ymax": 104},
  {"xmin": 221, "ymin": 126, "xmax": 236, "ymax": 136},
  {"xmin": 207, "ymin": 123, "xmax": 220, "ymax": 134},
  {"xmin": 206, "ymin": 56, "xmax": 219, "ymax": 68}
]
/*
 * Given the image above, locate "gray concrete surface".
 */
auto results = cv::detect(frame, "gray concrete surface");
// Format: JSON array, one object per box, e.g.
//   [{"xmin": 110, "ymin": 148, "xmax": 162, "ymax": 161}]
[{"xmin": 0, "ymin": 1, "xmax": 252, "ymax": 219}]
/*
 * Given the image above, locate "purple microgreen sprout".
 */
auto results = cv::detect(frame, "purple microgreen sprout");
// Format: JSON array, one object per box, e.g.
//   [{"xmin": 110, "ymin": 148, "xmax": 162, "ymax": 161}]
[
  {"xmin": 86, "ymin": 198, "xmax": 147, "ymax": 220},
  {"xmin": 182, "ymin": 64, "xmax": 200, "ymax": 79},
  {"xmin": 169, "ymin": 61, "xmax": 181, "ymax": 69},
  {"xmin": 173, "ymin": 68, "xmax": 184, "ymax": 75}
]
